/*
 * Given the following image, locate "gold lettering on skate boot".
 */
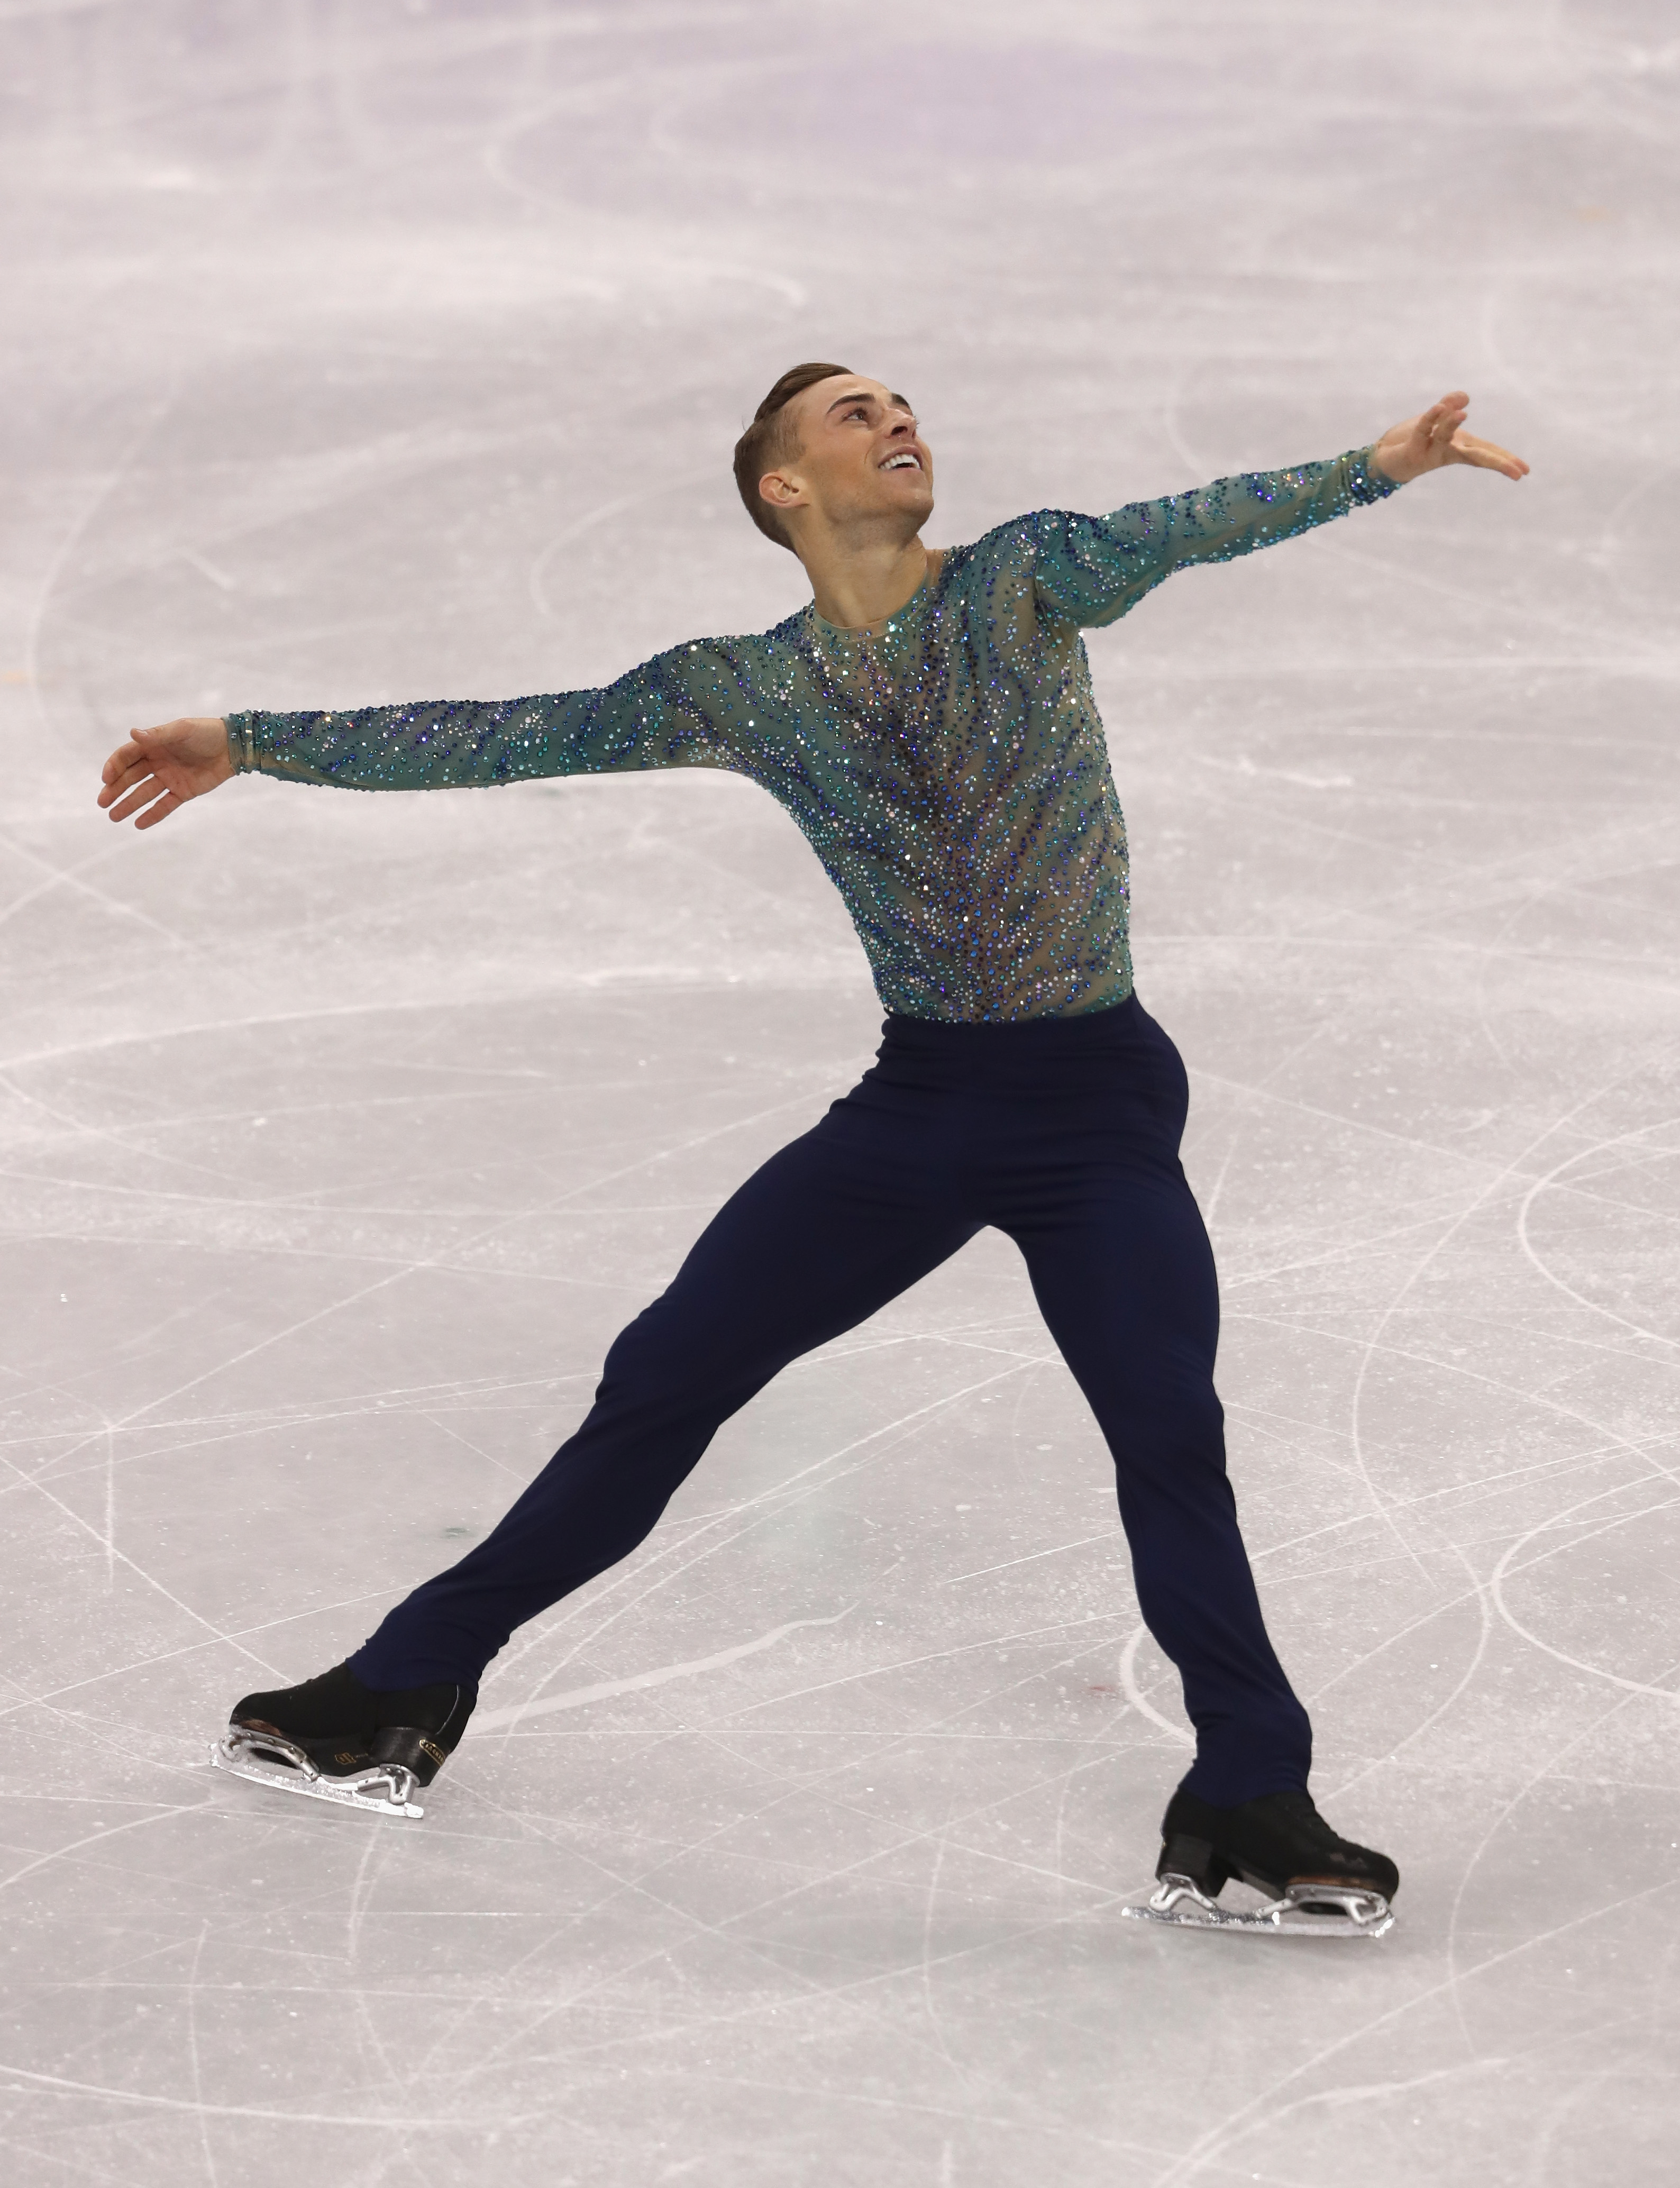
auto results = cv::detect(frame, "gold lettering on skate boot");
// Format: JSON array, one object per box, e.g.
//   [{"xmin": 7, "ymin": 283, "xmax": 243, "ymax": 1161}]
[
  {"xmin": 418, "ymin": 1738, "xmax": 446, "ymax": 1767},
  {"xmin": 334, "ymin": 1751, "xmax": 361, "ymax": 1766}
]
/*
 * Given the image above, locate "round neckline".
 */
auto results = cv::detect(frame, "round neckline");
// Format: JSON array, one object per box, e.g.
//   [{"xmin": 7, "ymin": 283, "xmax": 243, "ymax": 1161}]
[{"xmin": 808, "ymin": 549, "xmax": 946, "ymax": 639}]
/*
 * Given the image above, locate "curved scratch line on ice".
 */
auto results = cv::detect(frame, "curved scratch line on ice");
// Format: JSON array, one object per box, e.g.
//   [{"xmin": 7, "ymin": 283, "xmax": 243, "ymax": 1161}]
[
  {"xmin": 1118, "ymin": 1620, "xmax": 1193, "ymax": 1746},
  {"xmin": 1440, "ymin": 1660, "xmax": 1680, "ymax": 2126},
  {"xmin": 471, "ymin": 1606, "xmax": 859, "ymax": 1733},
  {"xmin": 1344, "ymin": 1068, "xmax": 1649, "ymax": 1584},
  {"xmin": 490, "ymin": 1359, "xmax": 1032, "ymax": 1695},
  {"xmin": 1518, "ymin": 1121, "xmax": 1680, "ymax": 1351},
  {"xmin": 1489, "ymin": 1489, "xmax": 1680, "ymax": 1699},
  {"xmin": 1151, "ymin": 1872, "xmax": 1677, "ymax": 2188},
  {"xmin": 1321, "ymin": 1541, "xmax": 1494, "ymax": 1806}
]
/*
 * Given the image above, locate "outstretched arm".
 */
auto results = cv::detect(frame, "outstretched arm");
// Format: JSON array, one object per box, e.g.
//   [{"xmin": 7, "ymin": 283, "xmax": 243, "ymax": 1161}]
[
  {"xmin": 98, "ymin": 645, "xmax": 737, "ymax": 830},
  {"xmin": 1031, "ymin": 390, "xmax": 1528, "ymax": 629}
]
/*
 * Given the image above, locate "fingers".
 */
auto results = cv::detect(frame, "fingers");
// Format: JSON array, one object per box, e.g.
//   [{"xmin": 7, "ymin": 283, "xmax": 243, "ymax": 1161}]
[
  {"xmin": 1422, "ymin": 394, "xmax": 1469, "ymax": 454},
  {"xmin": 104, "ymin": 771, "xmax": 176, "ymax": 826},
  {"xmin": 1451, "ymin": 431, "xmax": 1530, "ymax": 480},
  {"xmin": 99, "ymin": 737, "xmax": 145, "ymax": 789},
  {"xmin": 96, "ymin": 753, "xmax": 155, "ymax": 809},
  {"xmin": 99, "ymin": 727, "xmax": 172, "ymax": 804},
  {"xmin": 133, "ymin": 789, "xmax": 182, "ymax": 831}
]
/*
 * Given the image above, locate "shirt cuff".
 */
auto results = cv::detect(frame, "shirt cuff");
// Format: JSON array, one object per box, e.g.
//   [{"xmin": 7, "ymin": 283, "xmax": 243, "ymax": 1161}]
[
  {"xmin": 224, "ymin": 712, "xmax": 260, "ymax": 773},
  {"xmin": 1347, "ymin": 446, "xmax": 1402, "ymax": 505}
]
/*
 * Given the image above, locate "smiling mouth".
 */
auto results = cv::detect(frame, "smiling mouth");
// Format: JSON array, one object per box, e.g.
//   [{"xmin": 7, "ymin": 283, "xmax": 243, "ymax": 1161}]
[{"xmin": 880, "ymin": 451, "xmax": 922, "ymax": 472}]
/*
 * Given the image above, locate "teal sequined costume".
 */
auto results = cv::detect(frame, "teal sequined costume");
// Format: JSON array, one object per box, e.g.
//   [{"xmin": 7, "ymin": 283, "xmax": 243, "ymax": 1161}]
[{"xmin": 229, "ymin": 450, "xmax": 1399, "ymax": 1022}]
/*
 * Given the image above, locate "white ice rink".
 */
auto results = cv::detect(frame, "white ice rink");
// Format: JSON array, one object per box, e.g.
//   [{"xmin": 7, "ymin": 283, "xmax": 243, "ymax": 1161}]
[{"xmin": 4, "ymin": 2, "xmax": 1678, "ymax": 2181}]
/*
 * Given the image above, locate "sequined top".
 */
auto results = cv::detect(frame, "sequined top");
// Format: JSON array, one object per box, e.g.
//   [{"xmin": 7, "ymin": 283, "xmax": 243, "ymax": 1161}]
[{"xmin": 229, "ymin": 449, "xmax": 1399, "ymax": 1020}]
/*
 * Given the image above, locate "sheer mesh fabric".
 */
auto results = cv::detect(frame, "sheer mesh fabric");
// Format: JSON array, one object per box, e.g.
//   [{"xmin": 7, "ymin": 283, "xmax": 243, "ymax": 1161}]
[{"xmin": 229, "ymin": 450, "xmax": 1398, "ymax": 1022}]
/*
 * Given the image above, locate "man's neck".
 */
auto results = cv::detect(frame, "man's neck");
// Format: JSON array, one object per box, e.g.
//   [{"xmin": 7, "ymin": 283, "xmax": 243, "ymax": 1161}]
[{"xmin": 800, "ymin": 531, "xmax": 933, "ymax": 632}]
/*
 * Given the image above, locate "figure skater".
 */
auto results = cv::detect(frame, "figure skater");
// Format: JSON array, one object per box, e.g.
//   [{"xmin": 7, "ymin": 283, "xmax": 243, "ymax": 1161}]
[{"xmin": 98, "ymin": 365, "xmax": 1526, "ymax": 1932}]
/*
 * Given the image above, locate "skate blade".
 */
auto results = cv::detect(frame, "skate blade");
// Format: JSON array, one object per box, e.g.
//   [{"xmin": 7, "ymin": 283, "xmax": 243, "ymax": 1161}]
[
  {"xmin": 210, "ymin": 1729, "xmax": 424, "ymax": 1819},
  {"xmin": 1121, "ymin": 1871, "xmax": 1394, "ymax": 1938}
]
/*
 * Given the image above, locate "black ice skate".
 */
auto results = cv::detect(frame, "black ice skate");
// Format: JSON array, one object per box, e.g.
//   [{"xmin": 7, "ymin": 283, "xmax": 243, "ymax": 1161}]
[
  {"xmin": 1122, "ymin": 1787, "xmax": 1399, "ymax": 1938},
  {"xmin": 211, "ymin": 1663, "xmax": 474, "ymax": 1819}
]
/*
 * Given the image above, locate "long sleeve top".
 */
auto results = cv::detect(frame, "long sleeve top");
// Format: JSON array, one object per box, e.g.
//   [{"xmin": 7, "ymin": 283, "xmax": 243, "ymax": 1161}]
[{"xmin": 227, "ymin": 448, "xmax": 1400, "ymax": 1023}]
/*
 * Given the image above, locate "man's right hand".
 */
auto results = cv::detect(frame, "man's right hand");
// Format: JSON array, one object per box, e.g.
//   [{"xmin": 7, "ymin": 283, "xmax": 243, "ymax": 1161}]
[{"xmin": 98, "ymin": 716, "xmax": 233, "ymax": 829}]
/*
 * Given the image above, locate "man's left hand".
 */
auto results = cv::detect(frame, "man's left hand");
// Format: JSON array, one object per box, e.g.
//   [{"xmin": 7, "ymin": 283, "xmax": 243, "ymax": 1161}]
[{"xmin": 1371, "ymin": 391, "xmax": 1529, "ymax": 484}]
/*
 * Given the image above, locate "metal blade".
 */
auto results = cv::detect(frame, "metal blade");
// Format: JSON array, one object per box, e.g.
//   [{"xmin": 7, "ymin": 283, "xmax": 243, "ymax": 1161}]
[
  {"xmin": 1121, "ymin": 1870, "xmax": 1394, "ymax": 1938},
  {"xmin": 210, "ymin": 1731, "xmax": 424, "ymax": 1819}
]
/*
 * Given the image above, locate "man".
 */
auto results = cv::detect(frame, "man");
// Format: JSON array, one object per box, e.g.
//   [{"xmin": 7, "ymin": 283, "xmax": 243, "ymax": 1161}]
[{"xmin": 98, "ymin": 364, "xmax": 1526, "ymax": 1932}]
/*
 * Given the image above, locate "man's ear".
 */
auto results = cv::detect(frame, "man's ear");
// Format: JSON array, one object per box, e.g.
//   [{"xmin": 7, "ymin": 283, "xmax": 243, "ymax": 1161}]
[{"xmin": 759, "ymin": 469, "xmax": 805, "ymax": 512}]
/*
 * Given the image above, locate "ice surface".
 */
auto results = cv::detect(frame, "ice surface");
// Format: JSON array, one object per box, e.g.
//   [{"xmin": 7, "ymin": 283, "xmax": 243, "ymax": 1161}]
[{"xmin": 3, "ymin": 2, "xmax": 1678, "ymax": 2183}]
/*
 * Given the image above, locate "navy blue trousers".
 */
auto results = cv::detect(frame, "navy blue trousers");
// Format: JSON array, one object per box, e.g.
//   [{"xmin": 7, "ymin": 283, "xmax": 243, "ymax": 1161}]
[{"xmin": 350, "ymin": 996, "xmax": 1312, "ymax": 1804}]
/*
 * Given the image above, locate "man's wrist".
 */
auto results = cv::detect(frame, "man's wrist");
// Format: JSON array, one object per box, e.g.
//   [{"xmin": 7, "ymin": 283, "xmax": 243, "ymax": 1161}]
[{"xmin": 1350, "ymin": 446, "xmax": 1404, "ymax": 503}]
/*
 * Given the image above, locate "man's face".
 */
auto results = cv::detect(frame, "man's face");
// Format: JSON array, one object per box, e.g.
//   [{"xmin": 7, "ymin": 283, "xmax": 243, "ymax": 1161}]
[{"xmin": 763, "ymin": 375, "xmax": 935, "ymax": 537}]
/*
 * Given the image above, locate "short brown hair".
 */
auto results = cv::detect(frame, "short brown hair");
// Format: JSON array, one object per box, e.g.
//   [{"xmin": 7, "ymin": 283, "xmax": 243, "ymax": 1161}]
[{"xmin": 732, "ymin": 361, "xmax": 853, "ymax": 552}]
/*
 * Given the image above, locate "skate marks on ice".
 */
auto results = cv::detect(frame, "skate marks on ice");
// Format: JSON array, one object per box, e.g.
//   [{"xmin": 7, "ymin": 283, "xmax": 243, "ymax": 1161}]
[
  {"xmin": 9, "ymin": 0, "xmax": 1680, "ymax": 2182},
  {"xmin": 471, "ymin": 1606, "xmax": 859, "ymax": 1734},
  {"xmin": 201, "ymin": 1609, "xmax": 868, "ymax": 1819},
  {"xmin": 468, "ymin": 1346, "xmax": 1054, "ymax": 1718}
]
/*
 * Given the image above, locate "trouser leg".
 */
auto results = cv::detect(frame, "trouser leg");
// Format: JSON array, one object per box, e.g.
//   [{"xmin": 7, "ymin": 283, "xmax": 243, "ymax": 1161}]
[
  {"xmin": 1010, "ymin": 1164, "xmax": 1312, "ymax": 1806},
  {"xmin": 350, "ymin": 1112, "xmax": 974, "ymax": 1688}
]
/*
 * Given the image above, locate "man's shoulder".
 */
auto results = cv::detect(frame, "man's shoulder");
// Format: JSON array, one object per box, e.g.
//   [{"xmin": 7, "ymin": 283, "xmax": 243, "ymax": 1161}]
[
  {"xmin": 947, "ymin": 510, "xmax": 1081, "ymax": 575},
  {"xmin": 636, "ymin": 612, "xmax": 806, "ymax": 681}
]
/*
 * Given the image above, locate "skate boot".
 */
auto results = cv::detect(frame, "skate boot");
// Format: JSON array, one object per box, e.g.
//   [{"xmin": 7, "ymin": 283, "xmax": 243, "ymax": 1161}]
[
  {"xmin": 212, "ymin": 1663, "xmax": 474, "ymax": 1819},
  {"xmin": 1123, "ymin": 1786, "xmax": 1398, "ymax": 1938}
]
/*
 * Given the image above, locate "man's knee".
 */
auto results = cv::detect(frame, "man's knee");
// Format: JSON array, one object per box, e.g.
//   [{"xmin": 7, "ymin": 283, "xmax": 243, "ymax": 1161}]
[
  {"xmin": 592, "ymin": 1300, "xmax": 764, "ymax": 1430},
  {"xmin": 1081, "ymin": 1344, "xmax": 1222, "ymax": 1441}
]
